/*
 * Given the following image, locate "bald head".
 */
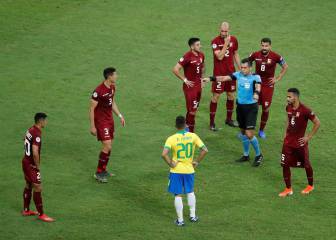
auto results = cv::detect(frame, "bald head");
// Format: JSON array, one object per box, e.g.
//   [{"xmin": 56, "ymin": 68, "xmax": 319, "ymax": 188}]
[{"xmin": 220, "ymin": 22, "xmax": 230, "ymax": 37}]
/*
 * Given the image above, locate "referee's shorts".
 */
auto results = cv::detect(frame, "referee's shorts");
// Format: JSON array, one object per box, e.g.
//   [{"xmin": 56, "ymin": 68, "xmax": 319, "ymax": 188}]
[{"xmin": 236, "ymin": 102, "xmax": 258, "ymax": 130}]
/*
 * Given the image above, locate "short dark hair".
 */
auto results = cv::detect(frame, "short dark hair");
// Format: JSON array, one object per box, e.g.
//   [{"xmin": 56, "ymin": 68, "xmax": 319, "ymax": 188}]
[
  {"xmin": 34, "ymin": 112, "xmax": 47, "ymax": 123},
  {"xmin": 188, "ymin": 37, "xmax": 200, "ymax": 47},
  {"xmin": 261, "ymin": 37, "xmax": 272, "ymax": 44},
  {"xmin": 103, "ymin": 67, "xmax": 116, "ymax": 79},
  {"xmin": 288, "ymin": 88, "xmax": 300, "ymax": 97},
  {"xmin": 175, "ymin": 115, "xmax": 186, "ymax": 129},
  {"xmin": 241, "ymin": 58, "xmax": 252, "ymax": 67}
]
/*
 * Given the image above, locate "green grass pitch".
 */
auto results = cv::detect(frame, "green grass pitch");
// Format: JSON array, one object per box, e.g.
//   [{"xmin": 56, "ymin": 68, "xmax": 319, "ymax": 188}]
[{"xmin": 0, "ymin": 0, "xmax": 335, "ymax": 239}]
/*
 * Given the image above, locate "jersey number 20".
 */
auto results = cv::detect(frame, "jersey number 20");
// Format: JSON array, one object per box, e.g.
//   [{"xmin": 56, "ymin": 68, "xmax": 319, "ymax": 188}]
[{"xmin": 177, "ymin": 143, "xmax": 193, "ymax": 159}]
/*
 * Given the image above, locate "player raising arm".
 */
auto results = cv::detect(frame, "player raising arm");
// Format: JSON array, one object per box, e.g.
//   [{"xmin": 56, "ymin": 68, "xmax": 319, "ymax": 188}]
[
  {"xmin": 89, "ymin": 67, "xmax": 125, "ymax": 183},
  {"xmin": 279, "ymin": 88, "xmax": 320, "ymax": 197},
  {"xmin": 162, "ymin": 116, "xmax": 208, "ymax": 226},
  {"xmin": 203, "ymin": 58, "xmax": 263, "ymax": 167}
]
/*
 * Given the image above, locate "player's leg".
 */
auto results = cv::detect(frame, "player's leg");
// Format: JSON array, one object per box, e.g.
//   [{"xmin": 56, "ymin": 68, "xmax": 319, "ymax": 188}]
[
  {"xmin": 94, "ymin": 125, "xmax": 113, "ymax": 182},
  {"xmin": 168, "ymin": 173, "xmax": 185, "ymax": 226},
  {"xmin": 279, "ymin": 145, "xmax": 294, "ymax": 197},
  {"xmin": 22, "ymin": 161, "xmax": 38, "ymax": 216},
  {"xmin": 301, "ymin": 146, "xmax": 314, "ymax": 194},
  {"xmin": 209, "ymin": 92, "xmax": 220, "ymax": 131},
  {"xmin": 224, "ymin": 80, "xmax": 238, "ymax": 127},
  {"xmin": 32, "ymin": 180, "xmax": 54, "ymax": 222},
  {"xmin": 236, "ymin": 104, "xmax": 250, "ymax": 162},
  {"xmin": 184, "ymin": 90, "xmax": 198, "ymax": 133},
  {"xmin": 183, "ymin": 174, "xmax": 197, "ymax": 222},
  {"xmin": 245, "ymin": 103, "xmax": 263, "ymax": 166},
  {"xmin": 259, "ymin": 86, "xmax": 274, "ymax": 139}
]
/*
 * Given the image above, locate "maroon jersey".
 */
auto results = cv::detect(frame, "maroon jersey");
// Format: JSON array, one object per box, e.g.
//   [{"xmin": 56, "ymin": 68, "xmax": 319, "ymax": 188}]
[
  {"xmin": 249, "ymin": 50, "xmax": 285, "ymax": 86},
  {"xmin": 92, "ymin": 82, "xmax": 115, "ymax": 126},
  {"xmin": 211, "ymin": 35, "xmax": 238, "ymax": 76},
  {"xmin": 23, "ymin": 125, "xmax": 42, "ymax": 165},
  {"xmin": 178, "ymin": 51, "xmax": 205, "ymax": 91},
  {"xmin": 284, "ymin": 103, "xmax": 316, "ymax": 148}
]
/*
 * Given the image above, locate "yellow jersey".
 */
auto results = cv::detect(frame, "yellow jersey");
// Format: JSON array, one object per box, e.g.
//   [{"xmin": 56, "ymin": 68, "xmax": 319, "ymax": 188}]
[{"xmin": 164, "ymin": 130, "xmax": 205, "ymax": 174}]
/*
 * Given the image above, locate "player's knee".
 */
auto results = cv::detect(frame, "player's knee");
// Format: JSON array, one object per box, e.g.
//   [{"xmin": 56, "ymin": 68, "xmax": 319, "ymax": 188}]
[
  {"xmin": 263, "ymin": 107, "xmax": 270, "ymax": 112},
  {"xmin": 245, "ymin": 131, "xmax": 254, "ymax": 139},
  {"xmin": 102, "ymin": 141, "xmax": 112, "ymax": 152},
  {"xmin": 33, "ymin": 183, "xmax": 42, "ymax": 192},
  {"xmin": 227, "ymin": 92, "xmax": 235, "ymax": 100},
  {"xmin": 212, "ymin": 94, "xmax": 220, "ymax": 102}
]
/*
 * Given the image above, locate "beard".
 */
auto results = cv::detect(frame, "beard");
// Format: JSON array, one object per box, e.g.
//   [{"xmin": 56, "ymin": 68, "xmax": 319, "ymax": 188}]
[{"xmin": 261, "ymin": 49, "xmax": 269, "ymax": 55}]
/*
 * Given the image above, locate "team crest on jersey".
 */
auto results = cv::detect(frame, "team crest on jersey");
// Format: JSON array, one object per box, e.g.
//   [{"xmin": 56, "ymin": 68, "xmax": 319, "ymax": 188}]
[
  {"xmin": 229, "ymin": 42, "xmax": 233, "ymax": 47},
  {"xmin": 296, "ymin": 112, "xmax": 300, "ymax": 117},
  {"xmin": 200, "ymin": 58, "xmax": 203, "ymax": 63},
  {"xmin": 267, "ymin": 59, "xmax": 272, "ymax": 64},
  {"xmin": 179, "ymin": 57, "xmax": 184, "ymax": 62},
  {"xmin": 36, "ymin": 137, "xmax": 41, "ymax": 143},
  {"xmin": 212, "ymin": 44, "xmax": 217, "ymax": 49}
]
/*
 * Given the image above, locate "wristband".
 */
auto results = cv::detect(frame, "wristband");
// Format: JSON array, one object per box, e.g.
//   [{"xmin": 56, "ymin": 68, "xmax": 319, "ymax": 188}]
[
  {"xmin": 118, "ymin": 113, "xmax": 123, "ymax": 118},
  {"xmin": 183, "ymin": 78, "xmax": 188, "ymax": 83},
  {"xmin": 209, "ymin": 76, "xmax": 216, "ymax": 81}
]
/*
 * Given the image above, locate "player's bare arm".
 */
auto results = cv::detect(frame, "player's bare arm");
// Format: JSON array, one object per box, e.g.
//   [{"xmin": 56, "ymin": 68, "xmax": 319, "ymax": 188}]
[
  {"xmin": 192, "ymin": 146, "xmax": 208, "ymax": 168},
  {"xmin": 270, "ymin": 62, "xmax": 288, "ymax": 84},
  {"xmin": 112, "ymin": 100, "xmax": 125, "ymax": 127},
  {"xmin": 89, "ymin": 99, "xmax": 98, "ymax": 135},
  {"xmin": 172, "ymin": 63, "xmax": 194, "ymax": 88},
  {"xmin": 298, "ymin": 116, "xmax": 320, "ymax": 146},
  {"xmin": 283, "ymin": 113, "xmax": 289, "ymax": 140},
  {"xmin": 253, "ymin": 83, "xmax": 261, "ymax": 101},
  {"xmin": 214, "ymin": 35, "xmax": 230, "ymax": 60},
  {"xmin": 234, "ymin": 51, "xmax": 241, "ymax": 70},
  {"xmin": 32, "ymin": 144, "xmax": 40, "ymax": 170},
  {"xmin": 161, "ymin": 148, "xmax": 177, "ymax": 168},
  {"xmin": 202, "ymin": 75, "xmax": 232, "ymax": 83}
]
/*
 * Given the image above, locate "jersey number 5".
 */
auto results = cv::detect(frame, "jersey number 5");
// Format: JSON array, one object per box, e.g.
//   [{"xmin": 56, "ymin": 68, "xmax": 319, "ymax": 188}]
[{"xmin": 177, "ymin": 143, "xmax": 193, "ymax": 159}]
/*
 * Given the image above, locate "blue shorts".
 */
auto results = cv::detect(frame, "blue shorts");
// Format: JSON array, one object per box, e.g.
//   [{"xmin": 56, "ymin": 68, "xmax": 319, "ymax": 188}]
[{"xmin": 168, "ymin": 173, "xmax": 194, "ymax": 195}]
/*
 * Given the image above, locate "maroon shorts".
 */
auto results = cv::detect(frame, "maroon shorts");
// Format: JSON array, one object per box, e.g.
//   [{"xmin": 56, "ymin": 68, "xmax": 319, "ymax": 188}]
[
  {"xmin": 281, "ymin": 144, "xmax": 311, "ymax": 168},
  {"xmin": 184, "ymin": 88, "xmax": 202, "ymax": 112},
  {"xmin": 22, "ymin": 160, "xmax": 41, "ymax": 184},
  {"xmin": 212, "ymin": 80, "xmax": 236, "ymax": 93},
  {"xmin": 96, "ymin": 122, "xmax": 114, "ymax": 141},
  {"xmin": 259, "ymin": 85, "xmax": 274, "ymax": 110}
]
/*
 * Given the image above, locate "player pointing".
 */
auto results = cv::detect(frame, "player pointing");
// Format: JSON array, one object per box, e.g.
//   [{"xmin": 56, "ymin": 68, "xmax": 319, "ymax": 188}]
[
  {"xmin": 89, "ymin": 67, "xmax": 125, "ymax": 183},
  {"xmin": 162, "ymin": 116, "xmax": 208, "ymax": 226},
  {"xmin": 249, "ymin": 38, "xmax": 288, "ymax": 138},
  {"xmin": 172, "ymin": 38, "xmax": 205, "ymax": 132},
  {"xmin": 279, "ymin": 88, "xmax": 320, "ymax": 197},
  {"xmin": 203, "ymin": 58, "xmax": 263, "ymax": 166}
]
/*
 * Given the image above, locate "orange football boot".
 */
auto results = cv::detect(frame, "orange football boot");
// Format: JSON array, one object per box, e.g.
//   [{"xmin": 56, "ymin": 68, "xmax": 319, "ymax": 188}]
[
  {"xmin": 301, "ymin": 185, "xmax": 314, "ymax": 195},
  {"xmin": 38, "ymin": 214, "xmax": 55, "ymax": 222},
  {"xmin": 278, "ymin": 187, "xmax": 293, "ymax": 197}
]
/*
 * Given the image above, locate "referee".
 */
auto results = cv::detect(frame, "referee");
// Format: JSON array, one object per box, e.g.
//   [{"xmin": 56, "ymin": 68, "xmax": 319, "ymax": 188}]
[{"xmin": 202, "ymin": 58, "xmax": 263, "ymax": 166}]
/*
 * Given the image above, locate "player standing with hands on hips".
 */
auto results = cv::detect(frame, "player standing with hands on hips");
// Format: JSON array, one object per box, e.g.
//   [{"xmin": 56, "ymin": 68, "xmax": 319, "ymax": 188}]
[
  {"xmin": 203, "ymin": 58, "xmax": 263, "ymax": 166},
  {"xmin": 162, "ymin": 116, "xmax": 208, "ymax": 226},
  {"xmin": 89, "ymin": 67, "xmax": 125, "ymax": 183}
]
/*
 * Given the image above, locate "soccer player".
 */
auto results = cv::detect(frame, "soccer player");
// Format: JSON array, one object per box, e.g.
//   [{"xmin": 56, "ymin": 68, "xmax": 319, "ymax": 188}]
[
  {"xmin": 89, "ymin": 67, "xmax": 125, "ymax": 183},
  {"xmin": 21, "ymin": 113, "xmax": 54, "ymax": 222},
  {"xmin": 162, "ymin": 115, "xmax": 208, "ymax": 226},
  {"xmin": 209, "ymin": 22, "xmax": 241, "ymax": 131},
  {"xmin": 172, "ymin": 37, "xmax": 205, "ymax": 132},
  {"xmin": 249, "ymin": 38, "xmax": 288, "ymax": 138},
  {"xmin": 203, "ymin": 58, "xmax": 263, "ymax": 166},
  {"xmin": 279, "ymin": 88, "xmax": 320, "ymax": 197}
]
